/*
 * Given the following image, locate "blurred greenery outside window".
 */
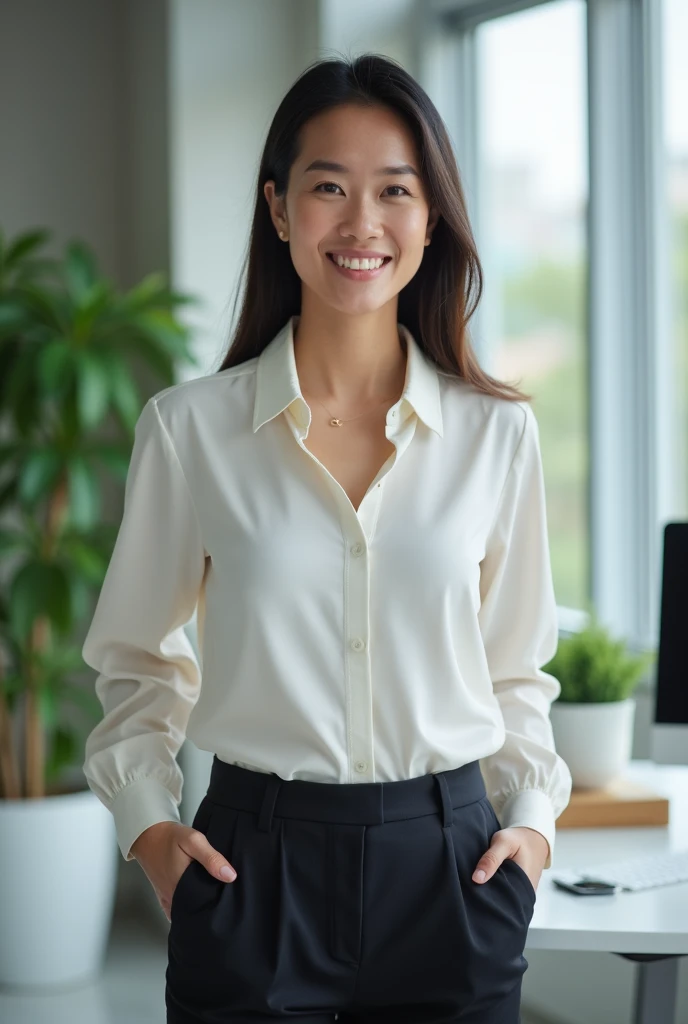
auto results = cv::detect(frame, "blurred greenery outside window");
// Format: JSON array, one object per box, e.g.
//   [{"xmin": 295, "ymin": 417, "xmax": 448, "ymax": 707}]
[{"xmin": 475, "ymin": 0, "xmax": 589, "ymax": 612}]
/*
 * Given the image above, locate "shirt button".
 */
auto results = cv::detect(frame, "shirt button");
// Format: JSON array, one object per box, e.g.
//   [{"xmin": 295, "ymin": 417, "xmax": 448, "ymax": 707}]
[
  {"xmin": 350, "ymin": 543, "xmax": 364, "ymax": 557},
  {"xmin": 350, "ymin": 637, "xmax": 366, "ymax": 651},
  {"xmin": 355, "ymin": 761, "xmax": 368, "ymax": 773}
]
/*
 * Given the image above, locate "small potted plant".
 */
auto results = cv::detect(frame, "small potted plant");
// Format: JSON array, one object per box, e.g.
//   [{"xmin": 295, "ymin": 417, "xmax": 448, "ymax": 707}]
[
  {"xmin": 544, "ymin": 612, "xmax": 655, "ymax": 789},
  {"xmin": 0, "ymin": 227, "xmax": 199, "ymax": 986}
]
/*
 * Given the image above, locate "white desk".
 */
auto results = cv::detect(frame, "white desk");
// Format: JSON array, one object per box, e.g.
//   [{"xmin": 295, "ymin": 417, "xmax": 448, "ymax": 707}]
[{"xmin": 526, "ymin": 760, "xmax": 688, "ymax": 1024}]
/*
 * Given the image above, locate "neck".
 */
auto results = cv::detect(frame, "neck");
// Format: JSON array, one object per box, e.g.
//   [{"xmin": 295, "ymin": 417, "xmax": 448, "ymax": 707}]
[{"xmin": 292, "ymin": 298, "xmax": 407, "ymax": 408}]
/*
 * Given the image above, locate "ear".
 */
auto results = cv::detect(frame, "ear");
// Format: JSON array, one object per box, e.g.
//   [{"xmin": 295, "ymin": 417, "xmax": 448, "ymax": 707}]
[
  {"xmin": 426, "ymin": 205, "xmax": 441, "ymax": 242},
  {"xmin": 264, "ymin": 180, "xmax": 288, "ymax": 237}
]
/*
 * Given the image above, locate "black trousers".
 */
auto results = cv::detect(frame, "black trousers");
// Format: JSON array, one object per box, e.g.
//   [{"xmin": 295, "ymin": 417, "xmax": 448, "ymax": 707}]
[{"xmin": 165, "ymin": 755, "xmax": 536, "ymax": 1023}]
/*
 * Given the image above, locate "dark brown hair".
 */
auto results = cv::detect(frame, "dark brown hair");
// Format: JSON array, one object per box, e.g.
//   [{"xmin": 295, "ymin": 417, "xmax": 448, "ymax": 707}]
[{"xmin": 216, "ymin": 52, "xmax": 529, "ymax": 404}]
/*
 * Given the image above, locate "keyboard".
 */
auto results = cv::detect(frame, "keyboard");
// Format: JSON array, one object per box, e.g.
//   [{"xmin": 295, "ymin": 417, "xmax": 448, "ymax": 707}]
[{"xmin": 553, "ymin": 848, "xmax": 688, "ymax": 892}]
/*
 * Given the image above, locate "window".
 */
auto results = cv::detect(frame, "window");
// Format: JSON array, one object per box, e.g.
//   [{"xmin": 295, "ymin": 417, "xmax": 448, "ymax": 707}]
[
  {"xmin": 663, "ymin": 0, "xmax": 688, "ymax": 519},
  {"xmin": 474, "ymin": 0, "xmax": 589, "ymax": 611}
]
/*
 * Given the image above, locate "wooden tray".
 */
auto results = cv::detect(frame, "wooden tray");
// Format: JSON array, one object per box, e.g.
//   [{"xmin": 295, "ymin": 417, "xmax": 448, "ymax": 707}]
[{"xmin": 557, "ymin": 777, "xmax": 670, "ymax": 828}]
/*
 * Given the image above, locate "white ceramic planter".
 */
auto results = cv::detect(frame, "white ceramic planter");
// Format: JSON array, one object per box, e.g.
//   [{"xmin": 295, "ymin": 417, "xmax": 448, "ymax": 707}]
[
  {"xmin": 0, "ymin": 786, "xmax": 118, "ymax": 987},
  {"xmin": 550, "ymin": 697, "xmax": 636, "ymax": 789}
]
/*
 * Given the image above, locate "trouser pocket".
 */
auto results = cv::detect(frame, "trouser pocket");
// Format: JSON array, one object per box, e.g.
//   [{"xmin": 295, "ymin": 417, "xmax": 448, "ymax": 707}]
[
  {"xmin": 444, "ymin": 795, "xmax": 533, "ymax": 1010},
  {"xmin": 479, "ymin": 796, "xmax": 538, "ymax": 910}
]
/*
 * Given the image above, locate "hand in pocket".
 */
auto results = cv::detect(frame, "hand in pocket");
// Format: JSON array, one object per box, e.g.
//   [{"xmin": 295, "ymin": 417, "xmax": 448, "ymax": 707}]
[{"xmin": 130, "ymin": 820, "xmax": 238, "ymax": 922}]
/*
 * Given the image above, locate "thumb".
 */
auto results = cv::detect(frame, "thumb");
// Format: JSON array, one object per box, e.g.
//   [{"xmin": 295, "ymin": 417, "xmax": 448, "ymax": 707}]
[
  {"xmin": 186, "ymin": 829, "xmax": 237, "ymax": 882},
  {"xmin": 472, "ymin": 835, "xmax": 510, "ymax": 884}
]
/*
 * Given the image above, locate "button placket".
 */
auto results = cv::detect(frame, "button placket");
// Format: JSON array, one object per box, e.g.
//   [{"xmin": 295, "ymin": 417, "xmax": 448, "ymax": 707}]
[{"xmin": 345, "ymin": 517, "xmax": 374, "ymax": 783}]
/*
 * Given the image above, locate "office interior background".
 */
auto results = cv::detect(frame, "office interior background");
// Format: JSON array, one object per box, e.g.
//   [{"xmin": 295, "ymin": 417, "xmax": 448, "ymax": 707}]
[{"xmin": 0, "ymin": 0, "xmax": 686, "ymax": 1022}]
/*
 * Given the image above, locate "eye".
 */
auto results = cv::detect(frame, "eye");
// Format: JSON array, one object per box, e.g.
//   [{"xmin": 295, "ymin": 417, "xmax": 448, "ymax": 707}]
[{"xmin": 312, "ymin": 182, "xmax": 411, "ymax": 197}]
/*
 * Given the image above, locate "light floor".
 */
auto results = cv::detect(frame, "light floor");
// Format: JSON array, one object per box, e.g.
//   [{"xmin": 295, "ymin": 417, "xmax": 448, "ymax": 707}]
[{"xmin": 0, "ymin": 901, "xmax": 554, "ymax": 1024}]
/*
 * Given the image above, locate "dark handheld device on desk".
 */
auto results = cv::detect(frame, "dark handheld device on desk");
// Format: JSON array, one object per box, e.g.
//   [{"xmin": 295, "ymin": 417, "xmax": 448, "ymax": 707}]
[{"xmin": 552, "ymin": 876, "xmax": 620, "ymax": 895}]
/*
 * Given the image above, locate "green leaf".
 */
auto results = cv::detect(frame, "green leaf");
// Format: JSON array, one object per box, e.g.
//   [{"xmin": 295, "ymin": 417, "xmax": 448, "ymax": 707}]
[
  {"xmin": 0, "ymin": 528, "xmax": 33, "ymax": 556},
  {"xmin": 9, "ymin": 560, "xmax": 72, "ymax": 639},
  {"xmin": 68, "ymin": 572, "xmax": 97, "ymax": 622},
  {"xmin": 58, "ymin": 536, "xmax": 108, "ymax": 583},
  {"xmin": 63, "ymin": 241, "xmax": 99, "ymax": 305},
  {"xmin": 0, "ymin": 337, "xmax": 21, "ymax": 407},
  {"xmin": 45, "ymin": 727, "xmax": 79, "ymax": 779},
  {"xmin": 167, "ymin": 290, "xmax": 200, "ymax": 308},
  {"xmin": 4, "ymin": 344, "xmax": 39, "ymax": 429},
  {"xmin": 0, "ymin": 298, "xmax": 29, "ymax": 340},
  {"xmin": 105, "ymin": 355, "xmax": 141, "ymax": 433},
  {"xmin": 4, "ymin": 229, "xmax": 51, "ymax": 270},
  {"xmin": 73, "ymin": 349, "xmax": 111, "ymax": 429},
  {"xmin": 131, "ymin": 309, "xmax": 189, "ymax": 358},
  {"xmin": 37, "ymin": 337, "xmax": 75, "ymax": 395},
  {"xmin": 18, "ymin": 448, "xmax": 63, "ymax": 506},
  {"xmin": 117, "ymin": 271, "xmax": 169, "ymax": 314},
  {"xmin": 16, "ymin": 283, "xmax": 71, "ymax": 334},
  {"xmin": 0, "ymin": 476, "xmax": 19, "ymax": 513},
  {"xmin": 66, "ymin": 455, "xmax": 100, "ymax": 530},
  {"xmin": 38, "ymin": 680, "xmax": 59, "ymax": 726},
  {"xmin": 72, "ymin": 279, "xmax": 114, "ymax": 340}
]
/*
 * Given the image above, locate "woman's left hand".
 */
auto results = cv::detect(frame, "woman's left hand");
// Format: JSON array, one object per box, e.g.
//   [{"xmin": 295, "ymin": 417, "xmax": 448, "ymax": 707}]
[{"xmin": 472, "ymin": 826, "xmax": 550, "ymax": 893}]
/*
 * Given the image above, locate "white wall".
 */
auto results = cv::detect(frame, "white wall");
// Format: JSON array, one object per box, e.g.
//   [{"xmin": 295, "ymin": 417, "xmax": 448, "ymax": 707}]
[
  {"xmin": 0, "ymin": 0, "xmax": 169, "ymax": 287},
  {"xmin": 0, "ymin": 0, "xmax": 128, "ymax": 279}
]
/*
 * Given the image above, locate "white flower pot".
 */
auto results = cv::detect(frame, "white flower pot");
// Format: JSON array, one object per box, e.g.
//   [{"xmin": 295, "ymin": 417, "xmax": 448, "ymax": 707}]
[
  {"xmin": 0, "ymin": 785, "xmax": 118, "ymax": 987},
  {"xmin": 550, "ymin": 697, "xmax": 636, "ymax": 789}
]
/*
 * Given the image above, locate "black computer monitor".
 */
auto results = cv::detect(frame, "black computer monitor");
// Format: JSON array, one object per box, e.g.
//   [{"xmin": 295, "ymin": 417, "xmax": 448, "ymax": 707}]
[{"xmin": 651, "ymin": 521, "xmax": 688, "ymax": 764}]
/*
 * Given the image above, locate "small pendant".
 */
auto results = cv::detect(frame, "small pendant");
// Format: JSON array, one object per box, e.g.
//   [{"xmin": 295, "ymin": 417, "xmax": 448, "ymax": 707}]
[{"xmin": 330, "ymin": 418, "xmax": 343, "ymax": 427}]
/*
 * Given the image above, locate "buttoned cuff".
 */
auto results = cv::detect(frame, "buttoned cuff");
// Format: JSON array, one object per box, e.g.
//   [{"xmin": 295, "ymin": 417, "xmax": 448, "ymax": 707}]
[
  {"xmin": 498, "ymin": 788, "xmax": 556, "ymax": 869},
  {"xmin": 109, "ymin": 776, "xmax": 181, "ymax": 862}
]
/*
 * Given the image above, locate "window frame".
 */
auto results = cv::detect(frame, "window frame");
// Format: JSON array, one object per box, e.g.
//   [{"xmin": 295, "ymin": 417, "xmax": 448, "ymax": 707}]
[{"xmin": 416, "ymin": 0, "xmax": 673, "ymax": 652}]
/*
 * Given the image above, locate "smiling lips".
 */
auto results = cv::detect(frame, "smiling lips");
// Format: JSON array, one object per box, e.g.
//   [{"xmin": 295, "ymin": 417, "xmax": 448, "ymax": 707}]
[{"xmin": 326, "ymin": 252, "xmax": 393, "ymax": 273}]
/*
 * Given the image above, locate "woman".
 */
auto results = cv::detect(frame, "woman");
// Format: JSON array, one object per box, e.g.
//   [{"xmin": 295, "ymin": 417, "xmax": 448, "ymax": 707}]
[{"xmin": 82, "ymin": 53, "xmax": 572, "ymax": 1024}]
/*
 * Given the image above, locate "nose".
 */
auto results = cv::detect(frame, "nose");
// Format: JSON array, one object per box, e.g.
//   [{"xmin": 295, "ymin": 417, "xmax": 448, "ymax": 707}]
[{"xmin": 338, "ymin": 195, "xmax": 384, "ymax": 242}]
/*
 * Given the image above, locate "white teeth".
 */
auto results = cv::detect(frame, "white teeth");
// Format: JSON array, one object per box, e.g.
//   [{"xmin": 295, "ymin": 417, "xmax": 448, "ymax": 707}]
[{"xmin": 332, "ymin": 255, "xmax": 386, "ymax": 270}]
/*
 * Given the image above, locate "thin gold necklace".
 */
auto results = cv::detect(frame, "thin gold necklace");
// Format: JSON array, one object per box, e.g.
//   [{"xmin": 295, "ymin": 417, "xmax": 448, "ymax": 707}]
[{"xmin": 305, "ymin": 392, "xmax": 398, "ymax": 427}]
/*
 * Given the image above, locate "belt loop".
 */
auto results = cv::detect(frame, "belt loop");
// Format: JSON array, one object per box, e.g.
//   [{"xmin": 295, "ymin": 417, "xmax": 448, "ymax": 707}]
[
  {"xmin": 434, "ymin": 772, "xmax": 453, "ymax": 829},
  {"xmin": 257, "ymin": 774, "xmax": 282, "ymax": 833}
]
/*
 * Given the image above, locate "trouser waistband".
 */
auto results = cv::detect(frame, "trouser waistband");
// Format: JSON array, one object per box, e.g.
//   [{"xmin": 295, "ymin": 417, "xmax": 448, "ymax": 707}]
[{"xmin": 206, "ymin": 755, "xmax": 487, "ymax": 832}]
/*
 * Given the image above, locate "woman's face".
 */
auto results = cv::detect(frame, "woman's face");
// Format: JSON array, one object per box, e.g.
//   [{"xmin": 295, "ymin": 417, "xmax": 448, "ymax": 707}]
[{"xmin": 264, "ymin": 103, "xmax": 439, "ymax": 317}]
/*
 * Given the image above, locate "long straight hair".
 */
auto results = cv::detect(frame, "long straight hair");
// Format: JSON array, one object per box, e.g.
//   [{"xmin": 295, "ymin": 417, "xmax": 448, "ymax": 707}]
[{"xmin": 216, "ymin": 53, "xmax": 530, "ymax": 404}]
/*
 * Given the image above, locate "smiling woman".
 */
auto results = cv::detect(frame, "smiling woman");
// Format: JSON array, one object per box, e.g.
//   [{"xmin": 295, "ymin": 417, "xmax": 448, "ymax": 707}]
[{"xmin": 80, "ymin": 51, "xmax": 572, "ymax": 1024}]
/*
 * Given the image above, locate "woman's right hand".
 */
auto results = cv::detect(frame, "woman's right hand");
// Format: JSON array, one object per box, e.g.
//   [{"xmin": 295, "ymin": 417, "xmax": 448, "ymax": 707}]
[{"xmin": 130, "ymin": 820, "xmax": 238, "ymax": 922}]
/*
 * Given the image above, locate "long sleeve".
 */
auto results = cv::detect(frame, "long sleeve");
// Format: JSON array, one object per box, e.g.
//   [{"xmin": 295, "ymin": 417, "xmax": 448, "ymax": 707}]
[
  {"xmin": 81, "ymin": 395, "xmax": 207, "ymax": 862},
  {"xmin": 477, "ymin": 402, "xmax": 572, "ymax": 870}
]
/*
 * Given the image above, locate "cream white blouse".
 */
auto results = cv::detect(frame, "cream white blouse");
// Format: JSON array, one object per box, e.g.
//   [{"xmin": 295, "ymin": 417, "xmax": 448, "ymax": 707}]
[{"xmin": 81, "ymin": 314, "xmax": 572, "ymax": 867}]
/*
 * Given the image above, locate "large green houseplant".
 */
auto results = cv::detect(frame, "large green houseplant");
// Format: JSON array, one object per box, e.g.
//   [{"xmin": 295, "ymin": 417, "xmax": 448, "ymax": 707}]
[
  {"xmin": 0, "ymin": 226, "xmax": 199, "ymax": 802},
  {"xmin": 0, "ymin": 226, "xmax": 201, "ymax": 986},
  {"xmin": 544, "ymin": 611, "xmax": 655, "ymax": 788}
]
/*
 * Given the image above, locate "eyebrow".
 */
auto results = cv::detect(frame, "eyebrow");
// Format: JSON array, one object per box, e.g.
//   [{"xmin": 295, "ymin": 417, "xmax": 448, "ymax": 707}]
[{"xmin": 303, "ymin": 159, "xmax": 420, "ymax": 178}]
